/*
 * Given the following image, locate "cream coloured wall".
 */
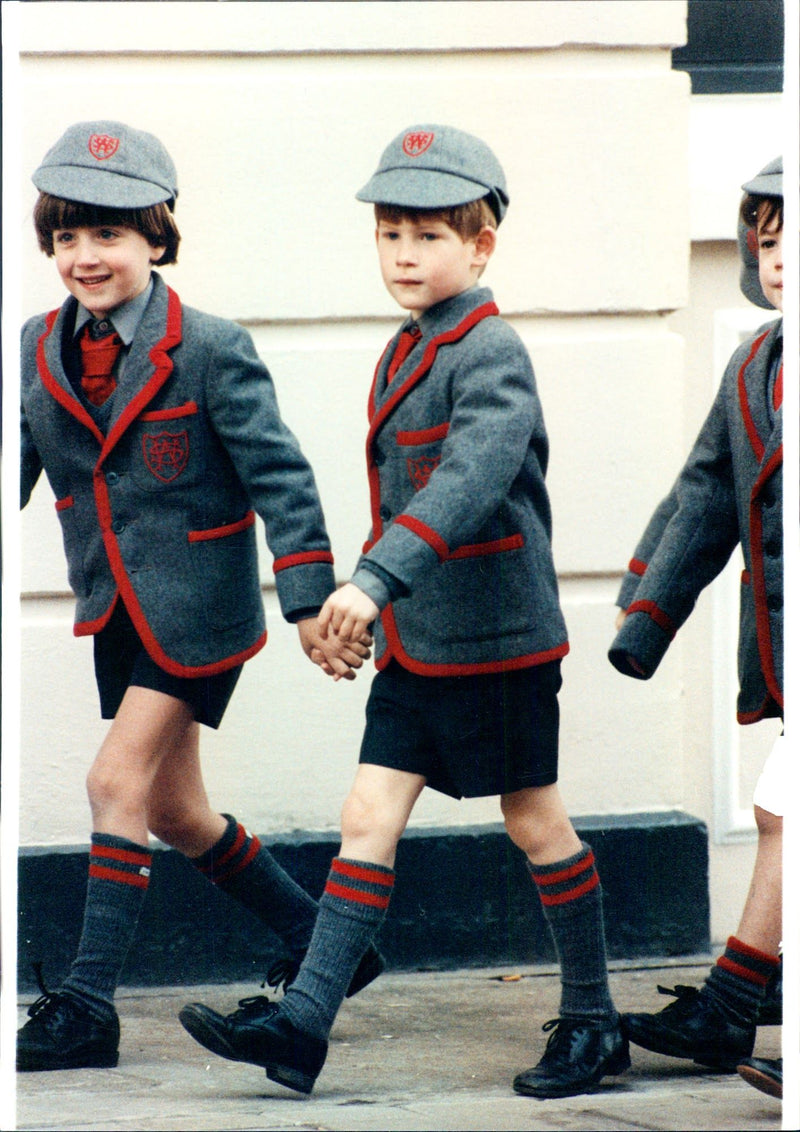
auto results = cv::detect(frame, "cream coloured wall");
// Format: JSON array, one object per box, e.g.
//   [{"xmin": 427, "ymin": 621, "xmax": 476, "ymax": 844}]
[{"xmin": 18, "ymin": 2, "xmax": 765, "ymax": 933}]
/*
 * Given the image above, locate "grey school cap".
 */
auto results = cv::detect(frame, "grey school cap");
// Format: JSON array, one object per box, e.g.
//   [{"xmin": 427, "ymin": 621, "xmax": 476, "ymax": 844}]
[
  {"xmin": 741, "ymin": 154, "xmax": 782, "ymax": 199},
  {"xmin": 33, "ymin": 120, "xmax": 178, "ymax": 210},
  {"xmin": 356, "ymin": 124, "xmax": 509, "ymax": 223},
  {"xmin": 738, "ymin": 156, "xmax": 782, "ymax": 309}
]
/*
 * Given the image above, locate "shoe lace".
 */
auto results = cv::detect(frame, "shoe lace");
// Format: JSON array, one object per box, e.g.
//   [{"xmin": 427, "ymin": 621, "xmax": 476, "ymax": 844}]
[
  {"xmin": 652, "ymin": 984, "xmax": 704, "ymax": 1018},
  {"xmin": 539, "ymin": 1017, "xmax": 579, "ymax": 1062},
  {"xmin": 261, "ymin": 957, "xmax": 300, "ymax": 995},
  {"xmin": 229, "ymin": 995, "xmax": 281, "ymax": 1023},
  {"xmin": 26, "ymin": 962, "xmax": 69, "ymax": 1021}
]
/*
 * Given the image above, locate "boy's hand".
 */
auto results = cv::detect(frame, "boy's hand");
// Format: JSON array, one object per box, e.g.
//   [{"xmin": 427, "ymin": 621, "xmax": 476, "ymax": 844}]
[
  {"xmin": 615, "ymin": 608, "xmax": 627, "ymax": 632},
  {"xmin": 613, "ymin": 609, "xmax": 646, "ymax": 675},
  {"xmin": 297, "ymin": 617, "xmax": 372, "ymax": 681},
  {"xmin": 319, "ymin": 583, "xmax": 380, "ymax": 645}
]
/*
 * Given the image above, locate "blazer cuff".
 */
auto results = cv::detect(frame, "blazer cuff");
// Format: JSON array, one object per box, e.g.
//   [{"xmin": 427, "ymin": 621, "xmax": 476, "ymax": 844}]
[
  {"xmin": 608, "ymin": 606, "xmax": 674, "ymax": 680},
  {"xmin": 274, "ymin": 560, "xmax": 336, "ymax": 621}
]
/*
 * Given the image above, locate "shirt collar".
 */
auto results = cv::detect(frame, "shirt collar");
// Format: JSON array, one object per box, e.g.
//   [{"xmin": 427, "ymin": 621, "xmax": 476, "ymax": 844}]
[{"xmin": 72, "ymin": 278, "xmax": 154, "ymax": 346}]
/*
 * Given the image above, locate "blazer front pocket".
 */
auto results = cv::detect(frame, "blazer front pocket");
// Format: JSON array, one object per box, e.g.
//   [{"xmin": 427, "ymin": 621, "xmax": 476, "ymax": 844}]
[
  {"xmin": 131, "ymin": 402, "xmax": 201, "ymax": 492},
  {"xmin": 188, "ymin": 511, "xmax": 261, "ymax": 631},
  {"xmin": 55, "ymin": 494, "xmax": 90, "ymax": 598}
]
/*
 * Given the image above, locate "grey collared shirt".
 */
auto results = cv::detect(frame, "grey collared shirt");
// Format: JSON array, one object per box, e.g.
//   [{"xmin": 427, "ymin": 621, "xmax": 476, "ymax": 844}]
[{"xmin": 73, "ymin": 277, "xmax": 154, "ymax": 379}]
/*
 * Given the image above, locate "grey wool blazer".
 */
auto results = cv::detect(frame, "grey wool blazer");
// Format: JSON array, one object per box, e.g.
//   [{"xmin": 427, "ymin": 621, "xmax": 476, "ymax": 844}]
[
  {"xmin": 609, "ymin": 319, "xmax": 783, "ymax": 724},
  {"xmin": 350, "ymin": 285, "xmax": 569, "ymax": 676},
  {"xmin": 20, "ymin": 273, "xmax": 335, "ymax": 676}
]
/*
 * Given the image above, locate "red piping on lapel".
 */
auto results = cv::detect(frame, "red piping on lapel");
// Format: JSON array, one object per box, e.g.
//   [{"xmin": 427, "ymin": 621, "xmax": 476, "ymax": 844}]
[
  {"xmin": 738, "ymin": 330, "xmax": 770, "ymax": 462},
  {"xmin": 378, "ymin": 602, "xmax": 569, "ymax": 676},
  {"xmin": 97, "ymin": 286, "xmax": 183, "ymax": 467},
  {"xmin": 37, "ymin": 310, "xmax": 105, "ymax": 446},
  {"xmin": 365, "ymin": 302, "xmax": 499, "ymax": 544}
]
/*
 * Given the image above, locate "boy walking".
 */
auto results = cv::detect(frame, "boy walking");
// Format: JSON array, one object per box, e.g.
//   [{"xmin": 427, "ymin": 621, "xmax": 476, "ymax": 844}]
[
  {"xmin": 609, "ymin": 158, "xmax": 784, "ymax": 1092},
  {"xmin": 181, "ymin": 124, "xmax": 628, "ymax": 1099},
  {"xmin": 17, "ymin": 121, "xmax": 378, "ymax": 1072}
]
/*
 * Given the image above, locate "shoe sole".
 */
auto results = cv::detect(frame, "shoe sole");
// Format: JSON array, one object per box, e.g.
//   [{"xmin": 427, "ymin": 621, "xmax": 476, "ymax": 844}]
[
  {"xmin": 16, "ymin": 1048, "xmax": 119, "ymax": 1072},
  {"xmin": 513, "ymin": 1044, "xmax": 631, "ymax": 1099},
  {"xmin": 178, "ymin": 1006, "xmax": 249, "ymax": 1065},
  {"xmin": 623, "ymin": 1024, "xmax": 747, "ymax": 1072},
  {"xmin": 737, "ymin": 1063, "xmax": 782, "ymax": 1099},
  {"xmin": 265, "ymin": 1062, "xmax": 316, "ymax": 1095}
]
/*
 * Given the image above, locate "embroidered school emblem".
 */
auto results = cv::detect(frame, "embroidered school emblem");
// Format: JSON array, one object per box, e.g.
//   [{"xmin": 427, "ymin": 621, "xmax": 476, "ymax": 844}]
[
  {"xmin": 407, "ymin": 455, "xmax": 440, "ymax": 491},
  {"xmin": 88, "ymin": 134, "xmax": 120, "ymax": 161},
  {"xmin": 142, "ymin": 430, "xmax": 189, "ymax": 482},
  {"xmin": 402, "ymin": 131, "xmax": 434, "ymax": 157}
]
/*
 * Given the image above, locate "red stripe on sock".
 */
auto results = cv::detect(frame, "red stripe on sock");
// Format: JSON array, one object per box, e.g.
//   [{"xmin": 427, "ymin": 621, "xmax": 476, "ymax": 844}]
[
  {"xmin": 534, "ymin": 849, "xmax": 596, "ymax": 888},
  {"xmin": 91, "ymin": 844, "xmax": 152, "ymax": 868},
  {"xmin": 325, "ymin": 879, "xmax": 392, "ymax": 909},
  {"xmin": 331, "ymin": 860, "xmax": 395, "ymax": 889},
  {"xmin": 725, "ymin": 936, "xmax": 781, "ymax": 968},
  {"xmin": 538, "ymin": 872, "xmax": 600, "ymax": 907},
  {"xmin": 717, "ymin": 955, "xmax": 771, "ymax": 986},
  {"xmin": 89, "ymin": 863, "xmax": 150, "ymax": 888},
  {"xmin": 213, "ymin": 835, "xmax": 262, "ymax": 884},
  {"xmin": 212, "ymin": 824, "xmax": 248, "ymax": 871}
]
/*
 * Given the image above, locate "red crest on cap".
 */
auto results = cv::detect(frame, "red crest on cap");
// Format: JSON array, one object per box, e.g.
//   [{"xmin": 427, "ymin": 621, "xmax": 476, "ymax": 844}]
[
  {"xmin": 402, "ymin": 131, "xmax": 435, "ymax": 158},
  {"xmin": 88, "ymin": 134, "xmax": 120, "ymax": 161}
]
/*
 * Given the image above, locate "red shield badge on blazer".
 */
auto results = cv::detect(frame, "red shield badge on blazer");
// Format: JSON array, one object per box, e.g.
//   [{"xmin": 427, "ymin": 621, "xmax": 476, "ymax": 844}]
[
  {"xmin": 407, "ymin": 455, "xmax": 440, "ymax": 491},
  {"xmin": 143, "ymin": 431, "xmax": 189, "ymax": 482}
]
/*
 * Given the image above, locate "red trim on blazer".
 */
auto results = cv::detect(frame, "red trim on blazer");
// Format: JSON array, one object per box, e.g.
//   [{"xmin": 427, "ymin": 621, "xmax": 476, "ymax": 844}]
[
  {"xmin": 365, "ymin": 303, "xmax": 499, "ymax": 545},
  {"xmin": 394, "ymin": 514, "xmax": 450, "ymax": 562},
  {"xmin": 55, "ymin": 495, "xmax": 75, "ymax": 512},
  {"xmin": 188, "ymin": 511, "xmax": 256, "ymax": 543},
  {"xmin": 74, "ymin": 593, "xmax": 119, "ymax": 637},
  {"xmin": 448, "ymin": 534, "xmax": 524, "ymax": 560},
  {"xmin": 629, "ymin": 557, "xmax": 647, "ymax": 576},
  {"xmin": 738, "ymin": 330, "xmax": 770, "ymax": 462},
  {"xmin": 741, "ymin": 569, "xmax": 751, "ymax": 585},
  {"xmin": 737, "ymin": 696, "xmax": 776, "ymax": 725},
  {"xmin": 37, "ymin": 310, "xmax": 105, "ymax": 446},
  {"xmin": 396, "ymin": 423, "xmax": 450, "ymax": 445},
  {"xmin": 140, "ymin": 400, "xmax": 198, "ymax": 422},
  {"xmin": 377, "ymin": 602, "xmax": 569, "ymax": 676},
  {"xmin": 747, "ymin": 445, "xmax": 783, "ymax": 712},
  {"xmin": 626, "ymin": 600, "xmax": 677, "ymax": 638},
  {"xmin": 272, "ymin": 549, "xmax": 335, "ymax": 574}
]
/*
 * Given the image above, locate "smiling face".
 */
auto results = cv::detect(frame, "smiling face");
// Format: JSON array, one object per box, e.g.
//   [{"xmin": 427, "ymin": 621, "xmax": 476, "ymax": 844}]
[
  {"xmin": 52, "ymin": 224, "xmax": 165, "ymax": 318},
  {"xmin": 756, "ymin": 209, "xmax": 783, "ymax": 312},
  {"xmin": 375, "ymin": 214, "xmax": 495, "ymax": 319}
]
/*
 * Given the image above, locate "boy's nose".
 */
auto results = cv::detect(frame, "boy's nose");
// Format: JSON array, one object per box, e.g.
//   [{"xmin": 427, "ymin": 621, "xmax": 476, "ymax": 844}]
[
  {"xmin": 396, "ymin": 240, "xmax": 418, "ymax": 264},
  {"xmin": 74, "ymin": 235, "xmax": 101, "ymax": 264}
]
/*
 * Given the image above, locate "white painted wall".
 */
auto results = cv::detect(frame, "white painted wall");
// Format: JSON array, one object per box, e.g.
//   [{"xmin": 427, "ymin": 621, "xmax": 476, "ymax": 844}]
[{"xmin": 9, "ymin": 0, "xmax": 782, "ymax": 941}]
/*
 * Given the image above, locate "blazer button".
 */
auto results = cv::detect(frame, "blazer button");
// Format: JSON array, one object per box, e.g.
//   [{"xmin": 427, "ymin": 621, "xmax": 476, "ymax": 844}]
[
  {"xmin": 379, "ymin": 504, "xmax": 391, "ymax": 520},
  {"xmin": 764, "ymin": 539, "xmax": 781, "ymax": 557},
  {"xmin": 112, "ymin": 519, "xmax": 126, "ymax": 535},
  {"xmin": 767, "ymin": 595, "xmax": 783, "ymax": 613},
  {"xmin": 106, "ymin": 471, "xmax": 119, "ymax": 485}
]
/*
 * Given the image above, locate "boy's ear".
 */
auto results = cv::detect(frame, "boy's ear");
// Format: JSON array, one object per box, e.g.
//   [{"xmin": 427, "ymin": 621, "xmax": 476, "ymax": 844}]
[
  {"xmin": 473, "ymin": 224, "xmax": 497, "ymax": 265},
  {"xmin": 149, "ymin": 244, "xmax": 167, "ymax": 264}
]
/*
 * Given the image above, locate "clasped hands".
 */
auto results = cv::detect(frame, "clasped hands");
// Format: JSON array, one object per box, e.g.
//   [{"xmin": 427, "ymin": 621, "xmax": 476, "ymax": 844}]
[{"xmin": 297, "ymin": 583, "xmax": 381, "ymax": 682}]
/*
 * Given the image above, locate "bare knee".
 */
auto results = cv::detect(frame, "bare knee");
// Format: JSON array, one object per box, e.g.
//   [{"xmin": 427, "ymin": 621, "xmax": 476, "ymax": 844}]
[
  {"xmin": 501, "ymin": 787, "xmax": 580, "ymax": 863},
  {"xmin": 340, "ymin": 788, "xmax": 404, "ymax": 864},
  {"xmin": 86, "ymin": 754, "xmax": 146, "ymax": 823}
]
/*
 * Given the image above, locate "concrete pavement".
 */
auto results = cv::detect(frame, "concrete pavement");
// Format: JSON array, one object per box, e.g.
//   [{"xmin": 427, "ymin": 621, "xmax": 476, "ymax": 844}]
[{"xmin": 13, "ymin": 959, "xmax": 786, "ymax": 1131}]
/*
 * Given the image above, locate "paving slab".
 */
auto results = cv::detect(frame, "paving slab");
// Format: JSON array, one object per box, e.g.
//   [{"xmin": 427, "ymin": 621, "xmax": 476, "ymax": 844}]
[{"xmin": 13, "ymin": 962, "xmax": 785, "ymax": 1131}]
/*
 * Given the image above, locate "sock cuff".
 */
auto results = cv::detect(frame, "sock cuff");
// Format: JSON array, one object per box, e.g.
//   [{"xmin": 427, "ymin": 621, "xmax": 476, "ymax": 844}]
[
  {"xmin": 527, "ymin": 843, "xmax": 599, "ymax": 907},
  {"xmin": 89, "ymin": 833, "xmax": 152, "ymax": 889},
  {"xmin": 324, "ymin": 857, "xmax": 395, "ymax": 911},
  {"xmin": 716, "ymin": 935, "xmax": 781, "ymax": 986},
  {"xmin": 191, "ymin": 815, "xmax": 262, "ymax": 885}
]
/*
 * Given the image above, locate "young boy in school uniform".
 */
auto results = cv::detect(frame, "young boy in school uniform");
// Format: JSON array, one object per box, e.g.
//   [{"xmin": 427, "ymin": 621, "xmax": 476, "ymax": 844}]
[
  {"xmin": 17, "ymin": 120, "xmax": 379, "ymax": 1073},
  {"xmin": 180, "ymin": 124, "xmax": 628, "ymax": 1100},
  {"xmin": 609, "ymin": 158, "xmax": 784, "ymax": 1093}
]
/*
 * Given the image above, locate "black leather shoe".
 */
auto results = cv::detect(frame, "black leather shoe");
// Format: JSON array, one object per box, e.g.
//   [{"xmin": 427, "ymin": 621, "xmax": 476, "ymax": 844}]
[
  {"xmin": 620, "ymin": 984, "xmax": 755, "ymax": 1071},
  {"xmin": 17, "ymin": 983, "xmax": 119, "ymax": 1072},
  {"xmin": 513, "ymin": 1016, "xmax": 630, "ymax": 1099},
  {"xmin": 179, "ymin": 998, "xmax": 326, "ymax": 1094},
  {"xmin": 756, "ymin": 959, "xmax": 782, "ymax": 1025},
  {"xmin": 737, "ymin": 1055, "xmax": 782, "ymax": 1099},
  {"xmin": 264, "ymin": 943, "xmax": 385, "ymax": 999}
]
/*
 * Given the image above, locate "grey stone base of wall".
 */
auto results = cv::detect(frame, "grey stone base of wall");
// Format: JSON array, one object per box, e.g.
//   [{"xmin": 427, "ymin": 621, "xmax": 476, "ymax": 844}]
[{"xmin": 17, "ymin": 811, "xmax": 709, "ymax": 994}]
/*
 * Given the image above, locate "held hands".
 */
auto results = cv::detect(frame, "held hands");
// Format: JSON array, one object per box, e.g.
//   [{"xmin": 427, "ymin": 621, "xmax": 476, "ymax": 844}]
[
  {"xmin": 297, "ymin": 616, "xmax": 372, "ymax": 682},
  {"xmin": 319, "ymin": 583, "xmax": 380, "ymax": 648}
]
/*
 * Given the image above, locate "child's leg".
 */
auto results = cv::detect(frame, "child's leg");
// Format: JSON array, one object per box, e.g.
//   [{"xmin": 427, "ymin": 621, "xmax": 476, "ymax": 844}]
[
  {"xmin": 502, "ymin": 784, "xmax": 615, "ymax": 1022},
  {"xmin": 147, "ymin": 740, "xmax": 320, "ymax": 964},
  {"xmin": 179, "ymin": 764, "xmax": 424, "ymax": 1091},
  {"xmin": 61, "ymin": 688, "xmax": 196, "ymax": 1011}
]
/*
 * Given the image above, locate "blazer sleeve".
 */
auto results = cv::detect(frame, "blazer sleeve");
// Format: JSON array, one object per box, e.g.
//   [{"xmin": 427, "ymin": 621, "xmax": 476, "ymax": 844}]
[
  {"xmin": 609, "ymin": 375, "xmax": 740, "ymax": 679},
  {"xmin": 20, "ymin": 321, "xmax": 44, "ymax": 508},
  {"xmin": 203, "ymin": 320, "xmax": 335, "ymax": 619},
  {"xmin": 356, "ymin": 321, "xmax": 540, "ymax": 598}
]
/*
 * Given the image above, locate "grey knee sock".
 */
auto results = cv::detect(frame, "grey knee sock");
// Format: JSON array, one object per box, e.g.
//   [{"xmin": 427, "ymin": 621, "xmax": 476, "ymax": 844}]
[
  {"xmin": 191, "ymin": 814, "xmax": 318, "ymax": 957},
  {"xmin": 61, "ymin": 832, "xmax": 152, "ymax": 1014},
  {"xmin": 528, "ymin": 841, "xmax": 616, "ymax": 1023},
  {"xmin": 280, "ymin": 857, "xmax": 395, "ymax": 1040}
]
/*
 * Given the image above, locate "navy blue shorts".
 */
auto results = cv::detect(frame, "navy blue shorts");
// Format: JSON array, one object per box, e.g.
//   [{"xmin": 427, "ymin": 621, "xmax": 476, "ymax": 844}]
[
  {"xmin": 359, "ymin": 659, "xmax": 561, "ymax": 798},
  {"xmin": 93, "ymin": 600, "xmax": 242, "ymax": 729}
]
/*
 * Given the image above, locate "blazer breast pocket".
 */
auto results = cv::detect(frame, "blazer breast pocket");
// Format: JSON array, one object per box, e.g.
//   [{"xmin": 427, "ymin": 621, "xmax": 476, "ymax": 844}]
[{"xmin": 129, "ymin": 402, "xmax": 203, "ymax": 492}]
